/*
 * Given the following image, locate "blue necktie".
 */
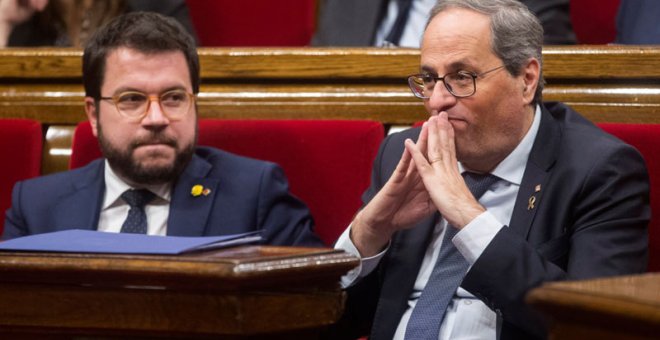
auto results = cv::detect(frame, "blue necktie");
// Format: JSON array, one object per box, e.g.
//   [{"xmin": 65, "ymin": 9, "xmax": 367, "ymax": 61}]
[
  {"xmin": 404, "ymin": 172, "xmax": 500, "ymax": 339},
  {"xmin": 120, "ymin": 189, "xmax": 155, "ymax": 234}
]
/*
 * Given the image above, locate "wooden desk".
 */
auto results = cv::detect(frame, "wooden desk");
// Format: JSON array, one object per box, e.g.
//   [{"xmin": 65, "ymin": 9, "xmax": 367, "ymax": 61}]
[
  {"xmin": 0, "ymin": 246, "xmax": 359, "ymax": 339},
  {"xmin": 526, "ymin": 273, "xmax": 660, "ymax": 340}
]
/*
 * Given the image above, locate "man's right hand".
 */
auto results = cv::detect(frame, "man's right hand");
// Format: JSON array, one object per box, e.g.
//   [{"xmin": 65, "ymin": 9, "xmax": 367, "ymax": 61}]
[{"xmin": 350, "ymin": 122, "xmax": 437, "ymax": 257}]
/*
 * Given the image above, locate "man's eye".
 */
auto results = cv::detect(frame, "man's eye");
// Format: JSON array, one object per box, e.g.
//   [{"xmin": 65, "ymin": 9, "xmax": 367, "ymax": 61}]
[
  {"xmin": 454, "ymin": 72, "xmax": 473, "ymax": 81},
  {"xmin": 421, "ymin": 75, "xmax": 435, "ymax": 83},
  {"xmin": 163, "ymin": 92, "xmax": 186, "ymax": 102},
  {"xmin": 118, "ymin": 94, "xmax": 146, "ymax": 103}
]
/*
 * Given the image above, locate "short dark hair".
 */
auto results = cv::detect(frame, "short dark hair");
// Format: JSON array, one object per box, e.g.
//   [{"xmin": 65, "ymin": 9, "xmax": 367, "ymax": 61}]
[
  {"xmin": 428, "ymin": 0, "xmax": 544, "ymax": 105},
  {"xmin": 82, "ymin": 11, "xmax": 200, "ymax": 100}
]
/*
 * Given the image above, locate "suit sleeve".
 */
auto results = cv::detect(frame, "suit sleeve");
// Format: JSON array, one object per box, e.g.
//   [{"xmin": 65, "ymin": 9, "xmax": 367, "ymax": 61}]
[
  {"xmin": 462, "ymin": 143, "xmax": 650, "ymax": 337},
  {"xmin": 3, "ymin": 181, "xmax": 28, "ymax": 240},
  {"xmin": 254, "ymin": 163, "xmax": 324, "ymax": 247}
]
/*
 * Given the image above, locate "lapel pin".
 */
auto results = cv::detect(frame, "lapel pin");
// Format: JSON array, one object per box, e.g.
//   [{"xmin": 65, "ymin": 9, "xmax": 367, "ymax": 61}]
[
  {"xmin": 191, "ymin": 184, "xmax": 204, "ymax": 197},
  {"xmin": 528, "ymin": 184, "xmax": 541, "ymax": 210},
  {"xmin": 202, "ymin": 188, "xmax": 212, "ymax": 196}
]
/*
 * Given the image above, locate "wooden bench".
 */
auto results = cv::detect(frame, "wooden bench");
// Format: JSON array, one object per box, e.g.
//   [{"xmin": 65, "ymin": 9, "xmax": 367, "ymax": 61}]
[{"xmin": 1, "ymin": 46, "xmax": 660, "ymax": 174}]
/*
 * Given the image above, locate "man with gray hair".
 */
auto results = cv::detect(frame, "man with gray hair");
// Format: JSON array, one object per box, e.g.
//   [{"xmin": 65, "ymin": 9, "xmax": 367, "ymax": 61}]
[{"xmin": 327, "ymin": 0, "xmax": 649, "ymax": 339}]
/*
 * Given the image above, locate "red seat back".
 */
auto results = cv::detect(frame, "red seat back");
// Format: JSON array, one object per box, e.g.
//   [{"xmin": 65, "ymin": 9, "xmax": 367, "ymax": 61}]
[
  {"xmin": 186, "ymin": 0, "xmax": 317, "ymax": 46},
  {"xmin": 70, "ymin": 121, "xmax": 102, "ymax": 169},
  {"xmin": 570, "ymin": 0, "xmax": 620, "ymax": 44},
  {"xmin": 599, "ymin": 123, "xmax": 660, "ymax": 272},
  {"xmin": 198, "ymin": 120, "xmax": 384, "ymax": 245},
  {"xmin": 0, "ymin": 119, "xmax": 42, "ymax": 234},
  {"xmin": 70, "ymin": 120, "xmax": 385, "ymax": 245}
]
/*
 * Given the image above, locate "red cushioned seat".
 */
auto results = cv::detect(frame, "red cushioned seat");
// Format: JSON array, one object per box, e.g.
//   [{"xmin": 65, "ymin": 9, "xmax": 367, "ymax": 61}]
[
  {"xmin": 0, "ymin": 119, "xmax": 42, "ymax": 235},
  {"xmin": 570, "ymin": 0, "xmax": 620, "ymax": 44},
  {"xmin": 70, "ymin": 120, "xmax": 385, "ymax": 245},
  {"xmin": 198, "ymin": 120, "xmax": 384, "ymax": 245},
  {"xmin": 186, "ymin": 0, "xmax": 317, "ymax": 46},
  {"xmin": 599, "ymin": 123, "xmax": 660, "ymax": 272},
  {"xmin": 69, "ymin": 121, "xmax": 101, "ymax": 169}
]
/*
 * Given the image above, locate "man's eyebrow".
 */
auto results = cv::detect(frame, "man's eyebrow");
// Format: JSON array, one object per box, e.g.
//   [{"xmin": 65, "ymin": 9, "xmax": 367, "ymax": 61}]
[
  {"xmin": 419, "ymin": 60, "xmax": 475, "ymax": 74},
  {"xmin": 109, "ymin": 85, "xmax": 187, "ymax": 96},
  {"xmin": 420, "ymin": 65, "xmax": 436, "ymax": 74}
]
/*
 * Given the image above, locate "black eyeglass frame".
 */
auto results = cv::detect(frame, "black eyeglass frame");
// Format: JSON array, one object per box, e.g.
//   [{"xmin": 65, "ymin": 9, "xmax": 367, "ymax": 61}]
[{"xmin": 407, "ymin": 65, "xmax": 506, "ymax": 99}]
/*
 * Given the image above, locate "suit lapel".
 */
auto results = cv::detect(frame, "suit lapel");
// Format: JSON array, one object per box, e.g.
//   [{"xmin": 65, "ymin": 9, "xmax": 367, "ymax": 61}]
[
  {"xmin": 53, "ymin": 160, "xmax": 105, "ymax": 230},
  {"xmin": 167, "ymin": 155, "xmax": 219, "ymax": 236},
  {"xmin": 509, "ymin": 105, "xmax": 562, "ymax": 238}
]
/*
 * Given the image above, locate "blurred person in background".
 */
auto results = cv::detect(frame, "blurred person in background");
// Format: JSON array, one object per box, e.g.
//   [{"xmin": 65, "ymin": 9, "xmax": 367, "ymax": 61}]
[
  {"xmin": 312, "ymin": 0, "xmax": 575, "ymax": 47},
  {"xmin": 0, "ymin": 0, "xmax": 196, "ymax": 47}
]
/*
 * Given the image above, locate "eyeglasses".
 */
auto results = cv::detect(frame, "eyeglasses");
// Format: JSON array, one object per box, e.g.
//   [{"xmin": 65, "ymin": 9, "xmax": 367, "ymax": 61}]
[
  {"xmin": 407, "ymin": 65, "xmax": 506, "ymax": 99},
  {"xmin": 100, "ymin": 89, "xmax": 195, "ymax": 121}
]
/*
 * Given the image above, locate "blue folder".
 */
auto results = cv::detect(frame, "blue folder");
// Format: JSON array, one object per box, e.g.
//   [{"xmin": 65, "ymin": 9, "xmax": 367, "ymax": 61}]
[{"xmin": 0, "ymin": 229, "xmax": 262, "ymax": 255}]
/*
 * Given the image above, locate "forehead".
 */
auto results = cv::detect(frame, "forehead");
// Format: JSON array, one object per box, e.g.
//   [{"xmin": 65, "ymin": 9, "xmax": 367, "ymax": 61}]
[
  {"xmin": 102, "ymin": 47, "xmax": 191, "ymax": 92},
  {"xmin": 421, "ymin": 7, "xmax": 498, "ymax": 72}
]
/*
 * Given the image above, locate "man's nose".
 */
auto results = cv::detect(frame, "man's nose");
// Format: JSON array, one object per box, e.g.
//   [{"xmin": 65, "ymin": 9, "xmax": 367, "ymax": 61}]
[
  {"xmin": 142, "ymin": 96, "xmax": 169, "ymax": 125},
  {"xmin": 426, "ymin": 82, "xmax": 458, "ymax": 113}
]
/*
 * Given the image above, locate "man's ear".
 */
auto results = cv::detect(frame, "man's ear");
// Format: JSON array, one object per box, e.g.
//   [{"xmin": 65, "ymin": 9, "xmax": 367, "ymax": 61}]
[
  {"xmin": 521, "ymin": 57, "xmax": 540, "ymax": 104},
  {"xmin": 84, "ymin": 97, "xmax": 99, "ymax": 138}
]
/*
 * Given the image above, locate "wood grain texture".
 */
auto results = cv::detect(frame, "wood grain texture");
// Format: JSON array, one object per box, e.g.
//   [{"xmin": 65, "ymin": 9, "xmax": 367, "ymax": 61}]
[
  {"xmin": 1, "ymin": 46, "xmax": 660, "ymax": 173},
  {"xmin": 526, "ymin": 273, "xmax": 660, "ymax": 340},
  {"xmin": 0, "ymin": 246, "xmax": 359, "ymax": 338}
]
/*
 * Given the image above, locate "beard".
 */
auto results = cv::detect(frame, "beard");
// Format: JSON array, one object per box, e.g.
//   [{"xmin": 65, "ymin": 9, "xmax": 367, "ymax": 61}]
[{"xmin": 97, "ymin": 123, "xmax": 195, "ymax": 186}]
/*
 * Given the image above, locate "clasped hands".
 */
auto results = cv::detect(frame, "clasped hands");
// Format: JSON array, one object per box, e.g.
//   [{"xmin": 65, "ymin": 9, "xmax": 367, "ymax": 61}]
[{"xmin": 352, "ymin": 112, "xmax": 486, "ymax": 257}]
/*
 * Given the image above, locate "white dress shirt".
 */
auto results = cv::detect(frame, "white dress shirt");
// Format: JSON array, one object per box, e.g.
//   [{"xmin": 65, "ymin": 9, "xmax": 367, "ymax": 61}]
[
  {"xmin": 96, "ymin": 160, "xmax": 172, "ymax": 236},
  {"xmin": 336, "ymin": 106, "xmax": 541, "ymax": 339},
  {"xmin": 375, "ymin": 0, "xmax": 436, "ymax": 48}
]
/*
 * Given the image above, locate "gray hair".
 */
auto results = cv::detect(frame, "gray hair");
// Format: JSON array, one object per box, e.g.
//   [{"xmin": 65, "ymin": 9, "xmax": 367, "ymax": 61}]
[{"xmin": 427, "ymin": 0, "xmax": 544, "ymax": 104}]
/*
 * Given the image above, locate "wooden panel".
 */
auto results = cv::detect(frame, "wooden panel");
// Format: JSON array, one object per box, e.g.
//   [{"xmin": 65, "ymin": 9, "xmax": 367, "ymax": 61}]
[
  {"xmin": 527, "ymin": 273, "xmax": 660, "ymax": 340},
  {"xmin": 0, "ymin": 246, "xmax": 359, "ymax": 338},
  {"xmin": 4, "ymin": 46, "xmax": 660, "ymax": 173}
]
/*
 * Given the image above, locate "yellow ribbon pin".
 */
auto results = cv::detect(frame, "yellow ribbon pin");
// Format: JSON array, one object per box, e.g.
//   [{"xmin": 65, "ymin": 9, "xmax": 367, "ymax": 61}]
[{"xmin": 191, "ymin": 184, "xmax": 204, "ymax": 197}]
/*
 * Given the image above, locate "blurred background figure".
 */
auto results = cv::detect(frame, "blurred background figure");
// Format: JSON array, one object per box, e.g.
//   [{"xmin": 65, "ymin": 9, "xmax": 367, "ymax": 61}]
[
  {"xmin": 0, "ymin": 0, "xmax": 196, "ymax": 47},
  {"xmin": 312, "ymin": 0, "xmax": 576, "ymax": 47},
  {"xmin": 615, "ymin": 0, "xmax": 660, "ymax": 44}
]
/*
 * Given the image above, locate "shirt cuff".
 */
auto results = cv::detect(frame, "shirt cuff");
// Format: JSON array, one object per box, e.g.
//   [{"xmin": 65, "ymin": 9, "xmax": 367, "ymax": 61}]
[
  {"xmin": 453, "ymin": 210, "xmax": 504, "ymax": 265},
  {"xmin": 335, "ymin": 224, "xmax": 389, "ymax": 288}
]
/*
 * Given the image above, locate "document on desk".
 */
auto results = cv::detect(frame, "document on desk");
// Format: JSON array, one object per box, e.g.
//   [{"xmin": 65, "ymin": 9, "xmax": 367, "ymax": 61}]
[{"xmin": 0, "ymin": 229, "xmax": 262, "ymax": 254}]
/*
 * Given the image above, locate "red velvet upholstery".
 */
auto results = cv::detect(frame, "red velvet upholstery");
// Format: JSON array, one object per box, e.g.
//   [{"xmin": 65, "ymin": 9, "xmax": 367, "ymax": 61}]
[
  {"xmin": 197, "ymin": 120, "xmax": 384, "ymax": 245},
  {"xmin": 186, "ymin": 0, "xmax": 317, "ymax": 46},
  {"xmin": 69, "ymin": 121, "xmax": 102, "ymax": 169},
  {"xmin": 0, "ymin": 119, "xmax": 42, "ymax": 235},
  {"xmin": 598, "ymin": 123, "xmax": 660, "ymax": 272},
  {"xmin": 70, "ymin": 120, "xmax": 385, "ymax": 246},
  {"xmin": 570, "ymin": 0, "xmax": 620, "ymax": 44}
]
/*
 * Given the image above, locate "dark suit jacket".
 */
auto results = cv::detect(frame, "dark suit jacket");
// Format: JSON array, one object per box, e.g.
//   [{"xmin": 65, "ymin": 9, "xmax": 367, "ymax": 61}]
[
  {"xmin": 615, "ymin": 0, "xmax": 660, "ymax": 44},
  {"xmin": 3, "ymin": 146, "xmax": 324, "ymax": 247},
  {"xmin": 326, "ymin": 103, "xmax": 649, "ymax": 339},
  {"xmin": 311, "ymin": 0, "xmax": 576, "ymax": 46}
]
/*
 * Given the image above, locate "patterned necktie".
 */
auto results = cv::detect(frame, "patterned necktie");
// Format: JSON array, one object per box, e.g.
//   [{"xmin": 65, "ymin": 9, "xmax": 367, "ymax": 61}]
[
  {"xmin": 120, "ymin": 189, "xmax": 156, "ymax": 234},
  {"xmin": 404, "ymin": 172, "xmax": 500, "ymax": 340}
]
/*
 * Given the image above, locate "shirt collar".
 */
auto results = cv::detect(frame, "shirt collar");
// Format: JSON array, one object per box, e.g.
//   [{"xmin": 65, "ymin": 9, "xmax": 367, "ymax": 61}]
[
  {"xmin": 458, "ymin": 104, "xmax": 541, "ymax": 186},
  {"xmin": 102, "ymin": 160, "xmax": 172, "ymax": 210}
]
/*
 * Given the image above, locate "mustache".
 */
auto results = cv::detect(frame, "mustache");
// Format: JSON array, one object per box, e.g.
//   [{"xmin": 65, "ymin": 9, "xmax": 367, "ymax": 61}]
[{"xmin": 129, "ymin": 133, "xmax": 178, "ymax": 149}]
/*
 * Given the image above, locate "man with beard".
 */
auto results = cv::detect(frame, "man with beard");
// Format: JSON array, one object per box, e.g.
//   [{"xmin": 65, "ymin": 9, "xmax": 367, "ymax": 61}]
[{"xmin": 3, "ymin": 12, "xmax": 324, "ymax": 248}]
